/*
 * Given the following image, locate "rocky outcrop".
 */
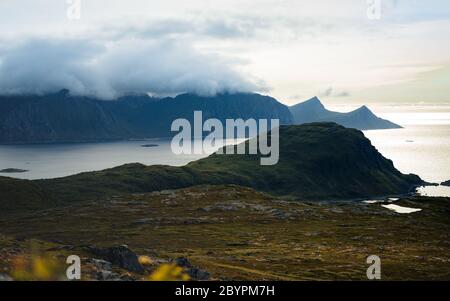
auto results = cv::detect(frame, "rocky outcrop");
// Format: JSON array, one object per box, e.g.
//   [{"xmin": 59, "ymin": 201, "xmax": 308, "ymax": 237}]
[
  {"xmin": 171, "ymin": 257, "xmax": 210, "ymax": 280},
  {"xmin": 86, "ymin": 245, "xmax": 144, "ymax": 274}
]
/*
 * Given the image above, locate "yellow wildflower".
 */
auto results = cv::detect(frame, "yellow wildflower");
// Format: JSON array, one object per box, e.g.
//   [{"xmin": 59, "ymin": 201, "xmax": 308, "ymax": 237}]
[{"xmin": 149, "ymin": 264, "xmax": 190, "ymax": 281}]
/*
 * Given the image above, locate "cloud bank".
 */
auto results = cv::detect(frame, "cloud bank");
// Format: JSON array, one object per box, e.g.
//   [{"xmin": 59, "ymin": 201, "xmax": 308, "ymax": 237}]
[{"xmin": 0, "ymin": 38, "xmax": 263, "ymax": 100}]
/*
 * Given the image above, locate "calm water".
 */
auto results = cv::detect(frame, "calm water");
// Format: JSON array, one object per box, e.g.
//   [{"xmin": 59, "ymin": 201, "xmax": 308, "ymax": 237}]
[
  {"xmin": 0, "ymin": 105, "xmax": 449, "ymax": 197},
  {"xmin": 0, "ymin": 139, "xmax": 233, "ymax": 180},
  {"xmin": 364, "ymin": 105, "xmax": 450, "ymax": 197},
  {"xmin": 381, "ymin": 204, "xmax": 423, "ymax": 214}
]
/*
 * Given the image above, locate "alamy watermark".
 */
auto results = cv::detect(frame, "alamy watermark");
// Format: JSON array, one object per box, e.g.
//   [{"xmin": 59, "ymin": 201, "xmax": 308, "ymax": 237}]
[
  {"xmin": 367, "ymin": 0, "xmax": 382, "ymax": 20},
  {"xmin": 66, "ymin": 255, "xmax": 81, "ymax": 280},
  {"xmin": 171, "ymin": 111, "xmax": 280, "ymax": 166},
  {"xmin": 66, "ymin": 0, "xmax": 81, "ymax": 20},
  {"xmin": 366, "ymin": 255, "xmax": 381, "ymax": 280}
]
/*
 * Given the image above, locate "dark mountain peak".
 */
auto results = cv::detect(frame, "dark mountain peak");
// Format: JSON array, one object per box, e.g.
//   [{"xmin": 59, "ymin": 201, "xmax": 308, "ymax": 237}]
[
  {"xmin": 289, "ymin": 97, "xmax": 401, "ymax": 130},
  {"xmin": 354, "ymin": 105, "xmax": 372, "ymax": 114},
  {"xmin": 293, "ymin": 96, "xmax": 324, "ymax": 109},
  {"xmin": 289, "ymin": 96, "xmax": 330, "ymax": 124},
  {"xmin": 306, "ymin": 96, "xmax": 321, "ymax": 104}
]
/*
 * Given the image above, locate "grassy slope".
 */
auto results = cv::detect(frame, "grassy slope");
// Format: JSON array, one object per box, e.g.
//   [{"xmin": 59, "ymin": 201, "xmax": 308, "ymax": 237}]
[
  {"xmin": 0, "ymin": 123, "xmax": 422, "ymax": 213},
  {"xmin": 189, "ymin": 123, "xmax": 421, "ymax": 199},
  {"xmin": 0, "ymin": 177, "xmax": 57, "ymax": 212},
  {"xmin": 0, "ymin": 185, "xmax": 448, "ymax": 280}
]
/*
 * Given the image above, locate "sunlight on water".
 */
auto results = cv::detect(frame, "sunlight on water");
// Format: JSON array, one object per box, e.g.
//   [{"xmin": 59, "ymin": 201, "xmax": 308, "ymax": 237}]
[
  {"xmin": 416, "ymin": 185, "xmax": 450, "ymax": 197},
  {"xmin": 363, "ymin": 200, "xmax": 382, "ymax": 204},
  {"xmin": 362, "ymin": 107, "xmax": 450, "ymax": 197},
  {"xmin": 381, "ymin": 204, "xmax": 422, "ymax": 214},
  {"xmin": 364, "ymin": 124, "xmax": 450, "ymax": 184}
]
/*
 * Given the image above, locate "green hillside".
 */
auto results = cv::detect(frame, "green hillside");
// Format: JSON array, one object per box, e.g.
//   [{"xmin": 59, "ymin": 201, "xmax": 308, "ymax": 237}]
[
  {"xmin": 0, "ymin": 123, "xmax": 422, "ymax": 213},
  {"xmin": 189, "ymin": 123, "xmax": 420, "ymax": 199}
]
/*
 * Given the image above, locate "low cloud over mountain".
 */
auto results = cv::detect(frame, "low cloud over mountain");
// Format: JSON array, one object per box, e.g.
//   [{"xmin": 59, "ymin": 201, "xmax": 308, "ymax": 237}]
[{"xmin": 0, "ymin": 38, "xmax": 263, "ymax": 100}]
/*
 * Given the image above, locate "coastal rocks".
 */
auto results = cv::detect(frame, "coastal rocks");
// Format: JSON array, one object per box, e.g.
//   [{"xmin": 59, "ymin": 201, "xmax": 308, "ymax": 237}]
[
  {"xmin": 86, "ymin": 245, "xmax": 144, "ymax": 274},
  {"xmin": 441, "ymin": 180, "xmax": 450, "ymax": 187},
  {"xmin": 171, "ymin": 257, "xmax": 210, "ymax": 281}
]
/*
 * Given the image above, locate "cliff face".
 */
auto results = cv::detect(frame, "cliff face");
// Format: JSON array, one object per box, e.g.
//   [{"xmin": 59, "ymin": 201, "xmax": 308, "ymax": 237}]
[
  {"xmin": 105, "ymin": 93, "xmax": 294, "ymax": 138},
  {"xmin": 0, "ymin": 93, "xmax": 293, "ymax": 143},
  {"xmin": 0, "ymin": 95, "xmax": 127, "ymax": 143}
]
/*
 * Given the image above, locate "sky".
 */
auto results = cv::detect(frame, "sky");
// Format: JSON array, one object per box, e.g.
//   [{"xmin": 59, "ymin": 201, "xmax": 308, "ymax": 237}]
[{"xmin": 0, "ymin": 0, "xmax": 449, "ymax": 105}]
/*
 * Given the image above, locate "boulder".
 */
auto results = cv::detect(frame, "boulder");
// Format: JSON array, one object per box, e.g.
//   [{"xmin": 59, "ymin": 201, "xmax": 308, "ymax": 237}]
[
  {"xmin": 171, "ymin": 257, "xmax": 210, "ymax": 281},
  {"xmin": 86, "ymin": 245, "xmax": 144, "ymax": 274}
]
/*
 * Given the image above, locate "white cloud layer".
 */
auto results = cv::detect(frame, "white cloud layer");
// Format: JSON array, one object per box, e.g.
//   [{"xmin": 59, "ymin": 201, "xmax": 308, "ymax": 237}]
[
  {"xmin": 0, "ymin": 38, "xmax": 262, "ymax": 99},
  {"xmin": 0, "ymin": 0, "xmax": 449, "ymax": 104}
]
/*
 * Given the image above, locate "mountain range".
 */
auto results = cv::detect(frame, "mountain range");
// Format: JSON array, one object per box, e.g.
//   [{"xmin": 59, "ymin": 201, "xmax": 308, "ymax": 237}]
[
  {"xmin": 289, "ymin": 96, "xmax": 401, "ymax": 130},
  {"xmin": 0, "ymin": 91, "xmax": 292, "ymax": 144},
  {"xmin": 0, "ymin": 92, "xmax": 401, "ymax": 144}
]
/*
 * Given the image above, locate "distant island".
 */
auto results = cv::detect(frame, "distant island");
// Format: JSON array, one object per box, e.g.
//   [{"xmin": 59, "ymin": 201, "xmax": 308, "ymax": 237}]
[
  {"xmin": 0, "ymin": 168, "xmax": 28, "ymax": 173},
  {"xmin": 141, "ymin": 144, "xmax": 159, "ymax": 148},
  {"xmin": 289, "ymin": 96, "xmax": 402, "ymax": 130},
  {"xmin": 441, "ymin": 180, "xmax": 450, "ymax": 187}
]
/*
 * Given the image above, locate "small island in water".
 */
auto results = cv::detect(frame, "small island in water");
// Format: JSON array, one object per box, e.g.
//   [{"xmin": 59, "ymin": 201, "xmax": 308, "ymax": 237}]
[
  {"xmin": 441, "ymin": 180, "xmax": 450, "ymax": 187},
  {"xmin": 141, "ymin": 144, "xmax": 159, "ymax": 148},
  {"xmin": 0, "ymin": 168, "xmax": 29, "ymax": 173}
]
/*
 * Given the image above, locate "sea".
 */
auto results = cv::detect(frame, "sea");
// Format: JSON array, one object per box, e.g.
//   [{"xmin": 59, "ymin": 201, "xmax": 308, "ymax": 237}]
[
  {"xmin": 342, "ymin": 104, "xmax": 450, "ymax": 197},
  {"xmin": 1, "ymin": 104, "xmax": 449, "ymax": 197}
]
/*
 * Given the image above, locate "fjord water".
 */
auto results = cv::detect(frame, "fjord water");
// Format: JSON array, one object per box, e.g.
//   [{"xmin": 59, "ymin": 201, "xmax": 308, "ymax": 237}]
[
  {"xmin": 0, "ymin": 105, "xmax": 449, "ymax": 197},
  {"xmin": 0, "ymin": 139, "xmax": 232, "ymax": 180},
  {"xmin": 363, "ymin": 105, "xmax": 450, "ymax": 197}
]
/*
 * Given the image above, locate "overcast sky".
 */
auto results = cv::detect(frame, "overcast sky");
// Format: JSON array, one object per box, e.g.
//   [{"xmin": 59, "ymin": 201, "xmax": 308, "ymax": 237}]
[{"xmin": 0, "ymin": 0, "xmax": 449, "ymax": 104}]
